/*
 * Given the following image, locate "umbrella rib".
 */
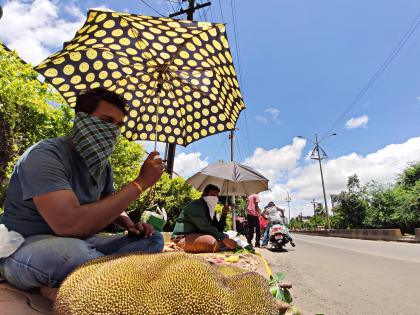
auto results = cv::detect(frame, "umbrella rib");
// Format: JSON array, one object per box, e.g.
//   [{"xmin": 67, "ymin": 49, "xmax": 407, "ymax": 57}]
[
  {"xmin": 166, "ymin": 70, "xmax": 208, "ymax": 97},
  {"xmin": 164, "ymin": 78, "xmax": 188, "ymax": 145}
]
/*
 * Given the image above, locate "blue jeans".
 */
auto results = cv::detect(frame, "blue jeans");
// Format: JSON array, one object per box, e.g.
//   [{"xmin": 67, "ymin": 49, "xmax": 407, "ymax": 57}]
[
  {"xmin": 0, "ymin": 232, "xmax": 164, "ymax": 290},
  {"xmin": 262, "ymin": 223, "xmax": 271, "ymax": 246}
]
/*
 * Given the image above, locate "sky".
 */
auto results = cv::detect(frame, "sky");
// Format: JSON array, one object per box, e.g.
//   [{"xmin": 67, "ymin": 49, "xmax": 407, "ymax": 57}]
[{"xmin": 0, "ymin": 0, "xmax": 419, "ymax": 217}]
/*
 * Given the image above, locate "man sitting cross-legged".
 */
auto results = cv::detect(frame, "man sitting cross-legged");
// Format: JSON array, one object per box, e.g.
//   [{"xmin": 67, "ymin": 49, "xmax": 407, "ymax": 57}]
[
  {"xmin": 0, "ymin": 88, "xmax": 165, "ymax": 301},
  {"xmin": 171, "ymin": 184, "xmax": 238, "ymax": 253}
]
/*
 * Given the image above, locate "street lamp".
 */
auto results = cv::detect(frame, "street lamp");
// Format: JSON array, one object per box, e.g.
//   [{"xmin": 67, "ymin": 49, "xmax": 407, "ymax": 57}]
[
  {"xmin": 285, "ymin": 191, "xmax": 292, "ymax": 225},
  {"xmin": 298, "ymin": 133, "xmax": 336, "ymax": 228}
]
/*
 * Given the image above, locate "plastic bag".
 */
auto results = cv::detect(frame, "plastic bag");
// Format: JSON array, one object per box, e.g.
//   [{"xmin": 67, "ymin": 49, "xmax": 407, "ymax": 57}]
[
  {"xmin": 0, "ymin": 224, "xmax": 24, "ymax": 258},
  {"xmin": 141, "ymin": 205, "xmax": 167, "ymax": 232}
]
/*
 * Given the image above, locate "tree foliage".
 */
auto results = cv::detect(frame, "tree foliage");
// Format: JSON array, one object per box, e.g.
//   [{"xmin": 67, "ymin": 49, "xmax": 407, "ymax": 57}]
[
  {"xmin": 329, "ymin": 163, "xmax": 420, "ymax": 233},
  {"xmin": 0, "ymin": 43, "xmax": 72, "ymax": 206},
  {"xmin": 330, "ymin": 174, "xmax": 368, "ymax": 229}
]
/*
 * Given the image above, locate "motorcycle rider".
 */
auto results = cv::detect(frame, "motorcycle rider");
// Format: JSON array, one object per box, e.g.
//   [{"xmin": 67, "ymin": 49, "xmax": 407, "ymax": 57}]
[{"xmin": 261, "ymin": 201, "xmax": 295, "ymax": 247}]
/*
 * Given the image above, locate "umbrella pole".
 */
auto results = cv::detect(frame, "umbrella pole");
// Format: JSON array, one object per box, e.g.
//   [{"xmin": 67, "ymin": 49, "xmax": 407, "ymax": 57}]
[
  {"xmin": 154, "ymin": 73, "xmax": 164, "ymax": 152},
  {"xmin": 232, "ymin": 194, "xmax": 236, "ymax": 231}
]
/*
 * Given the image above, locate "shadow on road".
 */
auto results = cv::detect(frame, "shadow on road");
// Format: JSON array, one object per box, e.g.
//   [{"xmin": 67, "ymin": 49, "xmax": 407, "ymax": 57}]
[{"xmin": 268, "ymin": 247, "xmax": 289, "ymax": 253}]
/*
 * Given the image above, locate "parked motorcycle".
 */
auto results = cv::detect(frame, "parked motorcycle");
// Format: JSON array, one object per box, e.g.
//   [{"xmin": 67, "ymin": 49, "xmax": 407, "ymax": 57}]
[
  {"xmin": 235, "ymin": 216, "xmax": 248, "ymax": 237},
  {"xmin": 269, "ymin": 221, "xmax": 296, "ymax": 250}
]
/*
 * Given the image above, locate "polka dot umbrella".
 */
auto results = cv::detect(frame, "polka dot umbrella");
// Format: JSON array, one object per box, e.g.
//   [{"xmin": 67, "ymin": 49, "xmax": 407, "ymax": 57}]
[{"xmin": 34, "ymin": 9, "xmax": 245, "ymax": 146}]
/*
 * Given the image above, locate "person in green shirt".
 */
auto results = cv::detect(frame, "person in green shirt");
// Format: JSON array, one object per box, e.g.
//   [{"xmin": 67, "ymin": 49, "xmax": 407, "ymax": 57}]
[{"xmin": 172, "ymin": 184, "xmax": 238, "ymax": 253}]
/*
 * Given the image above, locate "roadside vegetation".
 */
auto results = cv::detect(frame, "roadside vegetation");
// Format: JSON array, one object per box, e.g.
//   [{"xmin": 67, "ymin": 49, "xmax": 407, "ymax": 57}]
[{"xmin": 290, "ymin": 163, "xmax": 420, "ymax": 234}]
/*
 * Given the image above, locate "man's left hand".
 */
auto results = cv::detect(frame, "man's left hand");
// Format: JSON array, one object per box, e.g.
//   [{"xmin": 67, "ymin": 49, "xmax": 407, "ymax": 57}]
[
  {"xmin": 127, "ymin": 222, "xmax": 154, "ymax": 238},
  {"xmin": 222, "ymin": 205, "xmax": 230, "ymax": 216}
]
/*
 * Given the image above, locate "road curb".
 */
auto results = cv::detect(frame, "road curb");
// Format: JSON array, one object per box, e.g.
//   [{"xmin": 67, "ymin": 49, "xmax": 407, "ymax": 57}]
[{"xmin": 292, "ymin": 229, "xmax": 419, "ymax": 243}]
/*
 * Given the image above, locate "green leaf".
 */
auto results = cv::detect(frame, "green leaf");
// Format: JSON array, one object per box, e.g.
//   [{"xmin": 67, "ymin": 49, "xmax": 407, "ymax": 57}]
[
  {"xmin": 269, "ymin": 272, "xmax": 285, "ymax": 285},
  {"xmin": 275, "ymin": 287, "xmax": 285, "ymax": 301},
  {"xmin": 269, "ymin": 285, "xmax": 278, "ymax": 297},
  {"xmin": 283, "ymin": 288, "xmax": 293, "ymax": 304}
]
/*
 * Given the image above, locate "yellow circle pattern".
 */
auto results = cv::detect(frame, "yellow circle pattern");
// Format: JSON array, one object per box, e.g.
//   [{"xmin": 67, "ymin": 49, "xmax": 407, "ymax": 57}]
[{"xmin": 34, "ymin": 9, "xmax": 245, "ymax": 146}]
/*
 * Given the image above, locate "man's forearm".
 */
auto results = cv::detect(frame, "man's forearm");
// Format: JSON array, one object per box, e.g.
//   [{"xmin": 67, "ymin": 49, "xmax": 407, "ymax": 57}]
[{"xmin": 66, "ymin": 180, "xmax": 146, "ymax": 237}]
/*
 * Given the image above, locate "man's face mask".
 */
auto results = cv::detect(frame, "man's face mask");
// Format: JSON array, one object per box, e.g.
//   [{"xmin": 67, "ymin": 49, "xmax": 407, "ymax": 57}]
[
  {"xmin": 71, "ymin": 112, "xmax": 120, "ymax": 182},
  {"xmin": 203, "ymin": 195, "xmax": 219, "ymax": 219}
]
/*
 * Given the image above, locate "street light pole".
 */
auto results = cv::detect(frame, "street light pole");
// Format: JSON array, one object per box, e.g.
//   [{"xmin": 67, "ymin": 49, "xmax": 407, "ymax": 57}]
[
  {"xmin": 285, "ymin": 192, "xmax": 292, "ymax": 225},
  {"xmin": 310, "ymin": 198, "xmax": 317, "ymax": 227}
]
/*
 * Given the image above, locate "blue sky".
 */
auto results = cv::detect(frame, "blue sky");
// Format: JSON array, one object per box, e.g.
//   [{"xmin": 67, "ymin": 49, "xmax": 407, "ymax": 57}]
[{"xmin": 1, "ymin": 0, "xmax": 419, "ymax": 216}]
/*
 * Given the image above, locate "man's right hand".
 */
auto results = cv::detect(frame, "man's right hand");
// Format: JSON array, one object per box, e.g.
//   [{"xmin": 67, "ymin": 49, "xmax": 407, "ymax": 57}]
[
  {"xmin": 222, "ymin": 237, "xmax": 238, "ymax": 249},
  {"xmin": 136, "ymin": 151, "xmax": 164, "ymax": 189}
]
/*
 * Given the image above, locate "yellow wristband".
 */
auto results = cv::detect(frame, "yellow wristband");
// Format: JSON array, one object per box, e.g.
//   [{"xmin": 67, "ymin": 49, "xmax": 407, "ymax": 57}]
[{"xmin": 131, "ymin": 181, "xmax": 143, "ymax": 194}]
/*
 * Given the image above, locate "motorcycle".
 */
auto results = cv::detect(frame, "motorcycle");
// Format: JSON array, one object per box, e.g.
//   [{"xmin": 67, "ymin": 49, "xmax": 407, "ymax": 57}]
[
  {"xmin": 268, "ymin": 221, "xmax": 295, "ymax": 250},
  {"xmin": 235, "ymin": 216, "xmax": 248, "ymax": 237}
]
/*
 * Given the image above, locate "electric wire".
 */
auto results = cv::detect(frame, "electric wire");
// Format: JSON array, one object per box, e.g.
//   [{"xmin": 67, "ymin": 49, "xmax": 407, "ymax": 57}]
[
  {"xmin": 229, "ymin": 0, "xmax": 252, "ymax": 158},
  {"xmin": 217, "ymin": 0, "xmax": 225, "ymax": 23},
  {"xmin": 139, "ymin": 0, "xmax": 165, "ymax": 16},
  {"xmin": 321, "ymin": 9, "xmax": 420, "ymax": 141}
]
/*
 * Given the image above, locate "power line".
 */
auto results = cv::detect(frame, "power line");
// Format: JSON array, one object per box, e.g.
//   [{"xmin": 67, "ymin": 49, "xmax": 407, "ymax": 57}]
[
  {"xmin": 140, "ymin": 0, "xmax": 165, "ymax": 17},
  {"xmin": 229, "ymin": 0, "xmax": 251, "ymax": 158},
  {"xmin": 208, "ymin": 4, "xmax": 215, "ymax": 22},
  {"xmin": 230, "ymin": 0, "xmax": 243, "ymax": 85},
  {"xmin": 217, "ymin": 0, "xmax": 225, "ymax": 22},
  {"xmin": 214, "ymin": 135, "xmax": 229, "ymax": 161},
  {"xmin": 321, "ymin": 9, "xmax": 420, "ymax": 141}
]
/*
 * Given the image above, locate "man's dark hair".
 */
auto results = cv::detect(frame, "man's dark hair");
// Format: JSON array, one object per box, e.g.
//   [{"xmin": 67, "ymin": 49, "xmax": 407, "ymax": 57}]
[
  {"xmin": 203, "ymin": 184, "xmax": 220, "ymax": 195},
  {"xmin": 75, "ymin": 88, "xmax": 127, "ymax": 115}
]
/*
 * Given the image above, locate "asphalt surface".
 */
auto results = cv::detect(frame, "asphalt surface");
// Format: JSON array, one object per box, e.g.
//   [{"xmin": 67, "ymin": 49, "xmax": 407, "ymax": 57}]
[{"xmin": 261, "ymin": 234, "xmax": 420, "ymax": 315}]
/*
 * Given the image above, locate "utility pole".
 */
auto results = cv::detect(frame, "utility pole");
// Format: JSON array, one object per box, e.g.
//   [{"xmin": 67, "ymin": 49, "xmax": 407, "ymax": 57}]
[
  {"xmin": 312, "ymin": 133, "xmax": 330, "ymax": 229},
  {"xmin": 229, "ymin": 129, "xmax": 236, "ymax": 230},
  {"xmin": 229, "ymin": 130, "xmax": 234, "ymax": 162},
  {"xmin": 165, "ymin": 0, "xmax": 211, "ymax": 177},
  {"xmin": 299, "ymin": 133, "xmax": 336, "ymax": 229},
  {"xmin": 310, "ymin": 198, "xmax": 317, "ymax": 228},
  {"xmin": 285, "ymin": 192, "xmax": 292, "ymax": 225}
]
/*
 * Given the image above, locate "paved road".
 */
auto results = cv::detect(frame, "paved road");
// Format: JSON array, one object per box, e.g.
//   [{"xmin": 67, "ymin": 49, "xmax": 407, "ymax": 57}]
[{"xmin": 261, "ymin": 234, "xmax": 420, "ymax": 315}]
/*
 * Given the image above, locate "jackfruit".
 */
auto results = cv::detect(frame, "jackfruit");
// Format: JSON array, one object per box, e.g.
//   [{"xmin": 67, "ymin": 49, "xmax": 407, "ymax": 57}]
[{"xmin": 54, "ymin": 252, "xmax": 277, "ymax": 315}]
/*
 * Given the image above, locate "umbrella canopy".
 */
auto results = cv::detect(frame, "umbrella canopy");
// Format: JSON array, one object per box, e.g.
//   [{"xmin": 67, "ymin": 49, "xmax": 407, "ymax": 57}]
[
  {"xmin": 34, "ymin": 9, "xmax": 245, "ymax": 146},
  {"xmin": 186, "ymin": 162, "xmax": 269, "ymax": 196}
]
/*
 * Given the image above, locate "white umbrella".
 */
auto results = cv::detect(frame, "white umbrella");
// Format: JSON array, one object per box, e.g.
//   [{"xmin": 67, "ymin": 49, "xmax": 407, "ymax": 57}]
[
  {"xmin": 186, "ymin": 162, "xmax": 269, "ymax": 230},
  {"xmin": 186, "ymin": 162, "xmax": 269, "ymax": 196}
]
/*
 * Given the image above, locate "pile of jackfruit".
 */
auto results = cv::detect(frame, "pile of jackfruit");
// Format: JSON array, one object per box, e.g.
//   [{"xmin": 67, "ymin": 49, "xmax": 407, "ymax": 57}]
[{"xmin": 54, "ymin": 252, "xmax": 278, "ymax": 315}]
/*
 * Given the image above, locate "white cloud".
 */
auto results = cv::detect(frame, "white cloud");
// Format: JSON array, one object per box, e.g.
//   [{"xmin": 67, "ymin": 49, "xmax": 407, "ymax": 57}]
[
  {"xmin": 138, "ymin": 141, "xmax": 168, "ymax": 158},
  {"xmin": 265, "ymin": 108, "xmax": 280, "ymax": 120},
  {"xmin": 0, "ymin": 0, "xmax": 85, "ymax": 64},
  {"xmin": 241, "ymin": 137, "xmax": 420, "ymax": 218},
  {"xmin": 174, "ymin": 152, "xmax": 209, "ymax": 178},
  {"xmin": 345, "ymin": 115, "xmax": 369, "ymax": 129},
  {"xmin": 254, "ymin": 115, "xmax": 268, "ymax": 125},
  {"xmin": 242, "ymin": 137, "xmax": 307, "ymax": 182},
  {"xmin": 286, "ymin": 136, "xmax": 420, "ymax": 207}
]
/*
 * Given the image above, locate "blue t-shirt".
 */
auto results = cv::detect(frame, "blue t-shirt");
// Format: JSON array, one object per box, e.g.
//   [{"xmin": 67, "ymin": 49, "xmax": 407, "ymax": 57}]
[{"xmin": 1, "ymin": 137, "xmax": 115, "ymax": 237}]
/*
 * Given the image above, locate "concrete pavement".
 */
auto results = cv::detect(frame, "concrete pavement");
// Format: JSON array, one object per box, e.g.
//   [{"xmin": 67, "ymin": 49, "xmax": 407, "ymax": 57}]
[{"xmin": 261, "ymin": 234, "xmax": 420, "ymax": 315}]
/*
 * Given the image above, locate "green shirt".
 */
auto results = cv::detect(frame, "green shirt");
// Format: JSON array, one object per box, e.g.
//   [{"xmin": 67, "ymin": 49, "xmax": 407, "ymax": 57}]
[{"xmin": 172, "ymin": 198, "xmax": 227, "ymax": 241}]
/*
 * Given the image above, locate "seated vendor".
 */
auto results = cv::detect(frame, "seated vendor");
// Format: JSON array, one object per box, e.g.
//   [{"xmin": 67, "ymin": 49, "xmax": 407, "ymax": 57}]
[
  {"xmin": 171, "ymin": 184, "xmax": 238, "ymax": 253},
  {"xmin": 0, "ymin": 88, "xmax": 165, "ymax": 301}
]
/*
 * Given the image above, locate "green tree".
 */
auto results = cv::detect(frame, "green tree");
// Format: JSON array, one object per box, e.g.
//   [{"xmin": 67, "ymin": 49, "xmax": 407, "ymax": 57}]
[
  {"xmin": 0, "ymin": 43, "xmax": 72, "ymax": 206},
  {"xmin": 363, "ymin": 162, "xmax": 420, "ymax": 234},
  {"xmin": 330, "ymin": 174, "xmax": 368, "ymax": 229}
]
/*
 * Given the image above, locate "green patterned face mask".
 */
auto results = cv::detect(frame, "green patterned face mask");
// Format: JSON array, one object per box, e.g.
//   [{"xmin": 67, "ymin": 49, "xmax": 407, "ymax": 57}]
[{"xmin": 71, "ymin": 112, "xmax": 120, "ymax": 182}]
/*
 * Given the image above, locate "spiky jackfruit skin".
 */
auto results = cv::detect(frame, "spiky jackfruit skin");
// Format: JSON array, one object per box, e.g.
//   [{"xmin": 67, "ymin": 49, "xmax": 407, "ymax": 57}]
[
  {"xmin": 54, "ymin": 252, "xmax": 277, "ymax": 315},
  {"xmin": 214, "ymin": 264, "xmax": 247, "ymax": 277}
]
